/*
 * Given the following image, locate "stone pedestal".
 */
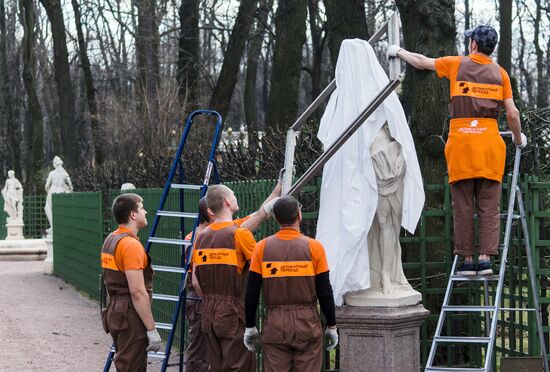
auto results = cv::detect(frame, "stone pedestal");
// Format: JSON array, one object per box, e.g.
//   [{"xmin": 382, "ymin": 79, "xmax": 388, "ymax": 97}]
[
  {"xmin": 5, "ymin": 221, "xmax": 24, "ymax": 240},
  {"xmin": 336, "ymin": 304, "xmax": 429, "ymax": 372},
  {"xmin": 345, "ymin": 286, "xmax": 422, "ymax": 307},
  {"xmin": 44, "ymin": 235, "xmax": 53, "ymax": 273},
  {"xmin": 0, "ymin": 239, "xmax": 47, "ymax": 261}
]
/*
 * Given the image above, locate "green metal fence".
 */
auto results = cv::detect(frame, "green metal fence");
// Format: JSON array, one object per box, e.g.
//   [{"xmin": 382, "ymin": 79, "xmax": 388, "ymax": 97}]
[
  {"xmin": 53, "ymin": 192, "xmax": 104, "ymax": 300},
  {"xmin": 0, "ymin": 195, "xmax": 47, "ymax": 239},
  {"xmin": 50, "ymin": 178, "xmax": 550, "ymax": 371}
]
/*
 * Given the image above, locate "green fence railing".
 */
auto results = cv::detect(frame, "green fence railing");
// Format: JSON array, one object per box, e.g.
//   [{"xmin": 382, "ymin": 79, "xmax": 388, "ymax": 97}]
[{"xmin": 50, "ymin": 178, "xmax": 550, "ymax": 371}]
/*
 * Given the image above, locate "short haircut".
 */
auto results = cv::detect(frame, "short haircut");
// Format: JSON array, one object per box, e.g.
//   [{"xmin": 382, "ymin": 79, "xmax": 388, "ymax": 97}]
[
  {"xmin": 477, "ymin": 43, "xmax": 495, "ymax": 56},
  {"xmin": 273, "ymin": 196, "xmax": 300, "ymax": 225},
  {"xmin": 112, "ymin": 193, "xmax": 143, "ymax": 224},
  {"xmin": 198, "ymin": 197, "xmax": 211, "ymax": 224},
  {"xmin": 206, "ymin": 185, "xmax": 232, "ymax": 213}
]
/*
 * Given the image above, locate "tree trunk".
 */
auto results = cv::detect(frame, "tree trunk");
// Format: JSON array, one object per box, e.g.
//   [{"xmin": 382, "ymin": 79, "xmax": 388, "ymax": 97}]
[
  {"xmin": 72, "ymin": 0, "xmax": 102, "ymax": 165},
  {"xmin": 533, "ymin": 0, "xmax": 546, "ymax": 108},
  {"xmin": 498, "ymin": 0, "xmax": 512, "ymax": 73},
  {"xmin": 463, "ymin": 0, "xmax": 470, "ymax": 54},
  {"xmin": 266, "ymin": 0, "xmax": 308, "ymax": 132},
  {"xmin": 0, "ymin": 0, "xmax": 19, "ymax": 173},
  {"xmin": 136, "ymin": 0, "xmax": 159, "ymax": 121},
  {"xmin": 177, "ymin": 0, "xmax": 200, "ymax": 110},
  {"xmin": 20, "ymin": 0, "xmax": 44, "ymax": 189},
  {"xmin": 39, "ymin": 0, "xmax": 76, "ymax": 164},
  {"xmin": 307, "ymin": 0, "xmax": 326, "ymax": 104},
  {"xmin": 324, "ymin": 0, "xmax": 368, "ymax": 66},
  {"xmin": 244, "ymin": 0, "xmax": 272, "ymax": 149},
  {"xmin": 395, "ymin": 0, "xmax": 456, "ymax": 183},
  {"xmin": 209, "ymin": 0, "xmax": 259, "ymax": 121},
  {"xmin": 517, "ymin": 7, "xmax": 534, "ymax": 105}
]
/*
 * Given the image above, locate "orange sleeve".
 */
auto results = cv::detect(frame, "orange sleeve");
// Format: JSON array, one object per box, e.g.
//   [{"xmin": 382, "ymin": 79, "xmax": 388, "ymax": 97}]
[
  {"xmin": 434, "ymin": 56, "xmax": 460, "ymax": 79},
  {"xmin": 233, "ymin": 214, "xmax": 251, "ymax": 226},
  {"xmin": 309, "ymin": 239, "xmax": 329, "ymax": 275},
  {"xmin": 500, "ymin": 67, "xmax": 513, "ymax": 99},
  {"xmin": 114, "ymin": 236, "xmax": 148, "ymax": 271},
  {"xmin": 235, "ymin": 227, "xmax": 257, "ymax": 260},
  {"xmin": 249, "ymin": 240, "xmax": 266, "ymax": 274}
]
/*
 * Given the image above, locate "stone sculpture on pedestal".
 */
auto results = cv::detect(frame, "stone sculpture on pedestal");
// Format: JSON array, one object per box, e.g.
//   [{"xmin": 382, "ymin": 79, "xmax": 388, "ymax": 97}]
[
  {"xmin": 2, "ymin": 170, "xmax": 24, "ymax": 239},
  {"xmin": 44, "ymin": 156, "xmax": 73, "ymax": 235}
]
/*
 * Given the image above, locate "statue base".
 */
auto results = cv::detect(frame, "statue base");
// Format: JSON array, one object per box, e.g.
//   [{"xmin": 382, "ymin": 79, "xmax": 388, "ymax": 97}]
[
  {"xmin": 0, "ymin": 239, "xmax": 47, "ymax": 261},
  {"xmin": 344, "ymin": 285, "xmax": 422, "ymax": 307},
  {"xmin": 336, "ymin": 304, "xmax": 429, "ymax": 372},
  {"xmin": 44, "ymin": 235, "xmax": 53, "ymax": 274},
  {"xmin": 5, "ymin": 221, "xmax": 24, "ymax": 240}
]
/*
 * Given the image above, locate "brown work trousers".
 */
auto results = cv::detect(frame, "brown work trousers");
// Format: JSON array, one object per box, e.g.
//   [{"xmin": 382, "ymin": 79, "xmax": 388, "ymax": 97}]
[
  {"xmin": 261, "ymin": 305, "xmax": 324, "ymax": 372},
  {"xmin": 184, "ymin": 288, "xmax": 209, "ymax": 372},
  {"xmin": 451, "ymin": 178, "xmax": 502, "ymax": 256},
  {"xmin": 109, "ymin": 301, "xmax": 148, "ymax": 372},
  {"xmin": 201, "ymin": 296, "xmax": 255, "ymax": 372}
]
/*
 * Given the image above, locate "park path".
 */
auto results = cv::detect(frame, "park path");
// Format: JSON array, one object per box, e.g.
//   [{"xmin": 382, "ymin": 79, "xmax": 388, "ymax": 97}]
[{"xmin": 0, "ymin": 261, "xmax": 112, "ymax": 371}]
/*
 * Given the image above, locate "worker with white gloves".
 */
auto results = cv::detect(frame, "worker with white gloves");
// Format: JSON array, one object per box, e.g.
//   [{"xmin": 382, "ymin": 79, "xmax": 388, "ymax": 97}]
[
  {"xmin": 388, "ymin": 24, "xmax": 526, "ymax": 277},
  {"xmin": 244, "ymin": 196, "xmax": 338, "ymax": 371}
]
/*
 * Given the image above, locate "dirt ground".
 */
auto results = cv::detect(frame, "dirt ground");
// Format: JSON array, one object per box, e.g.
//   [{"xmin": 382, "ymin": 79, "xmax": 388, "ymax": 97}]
[{"xmin": 0, "ymin": 261, "xmax": 112, "ymax": 371}]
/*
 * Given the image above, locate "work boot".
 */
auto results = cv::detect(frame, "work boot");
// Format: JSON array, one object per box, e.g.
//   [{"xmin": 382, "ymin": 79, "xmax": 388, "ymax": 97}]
[
  {"xmin": 477, "ymin": 260, "xmax": 493, "ymax": 276},
  {"xmin": 457, "ymin": 261, "xmax": 477, "ymax": 276}
]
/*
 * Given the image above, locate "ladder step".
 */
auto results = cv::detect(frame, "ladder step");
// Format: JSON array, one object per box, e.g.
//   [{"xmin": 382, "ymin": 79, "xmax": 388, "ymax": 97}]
[
  {"xmin": 443, "ymin": 305, "xmax": 496, "ymax": 312},
  {"xmin": 153, "ymin": 293, "xmax": 180, "ymax": 302},
  {"xmin": 152, "ymin": 265, "xmax": 187, "ymax": 274},
  {"xmin": 157, "ymin": 210, "xmax": 199, "ymax": 219},
  {"xmin": 171, "ymin": 183, "xmax": 202, "ymax": 190},
  {"xmin": 148, "ymin": 237, "xmax": 191, "ymax": 246},
  {"xmin": 450, "ymin": 275, "xmax": 500, "ymax": 282},
  {"xmin": 155, "ymin": 322, "xmax": 173, "ymax": 330},
  {"xmin": 434, "ymin": 336, "xmax": 491, "ymax": 344},
  {"xmin": 425, "ymin": 368, "xmax": 485, "ymax": 371},
  {"xmin": 474, "ymin": 213, "xmax": 519, "ymax": 220},
  {"xmin": 110, "ymin": 347, "xmax": 167, "ymax": 360}
]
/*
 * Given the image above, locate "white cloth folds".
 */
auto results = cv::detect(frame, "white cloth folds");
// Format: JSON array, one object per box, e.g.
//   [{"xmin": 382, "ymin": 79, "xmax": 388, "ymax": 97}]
[{"xmin": 316, "ymin": 39, "xmax": 425, "ymax": 305}]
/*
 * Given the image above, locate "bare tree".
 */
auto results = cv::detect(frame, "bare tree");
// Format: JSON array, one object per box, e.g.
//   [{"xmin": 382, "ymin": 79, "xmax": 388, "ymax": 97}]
[
  {"xmin": 177, "ymin": 0, "xmax": 200, "ymax": 109},
  {"xmin": 499, "ymin": 0, "xmax": 513, "ymax": 73}
]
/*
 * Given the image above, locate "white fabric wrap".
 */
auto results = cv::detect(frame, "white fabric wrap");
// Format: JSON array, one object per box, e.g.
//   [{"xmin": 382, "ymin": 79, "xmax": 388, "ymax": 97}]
[{"xmin": 316, "ymin": 39, "xmax": 425, "ymax": 305}]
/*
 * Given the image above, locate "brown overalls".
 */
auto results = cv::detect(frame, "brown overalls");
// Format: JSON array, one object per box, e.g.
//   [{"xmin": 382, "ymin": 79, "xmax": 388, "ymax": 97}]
[
  {"xmin": 193, "ymin": 224, "xmax": 255, "ymax": 372},
  {"xmin": 260, "ymin": 234, "xmax": 324, "ymax": 372},
  {"xmin": 101, "ymin": 232, "xmax": 153, "ymax": 372},
  {"xmin": 443, "ymin": 56, "xmax": 506, "ymax": 256}
]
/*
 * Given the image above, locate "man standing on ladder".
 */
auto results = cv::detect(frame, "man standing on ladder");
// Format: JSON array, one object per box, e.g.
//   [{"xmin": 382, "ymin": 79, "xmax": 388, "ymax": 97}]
[
  {"xmin": 100, "ymin": 193, "xmax": 161, "ymax": 371},
  {"xmin": 388, "ymin": 25, "xmax": 526, "ymax": 276},
  {"xmin": 243, "ymin": 196, "xmax": 338, "ymax": 372},
  {"xmin": 191, "ymin": 183, "xmax": 280, "ymax": 371}
]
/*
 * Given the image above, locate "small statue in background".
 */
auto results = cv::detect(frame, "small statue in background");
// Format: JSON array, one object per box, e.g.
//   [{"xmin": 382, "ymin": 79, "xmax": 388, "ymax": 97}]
[
  {"xmin": 2, "ymin": 170, "xmax": 24, "ymax": 223},
  {"xmin": 45, "ymin": 156, "xmax": 73, "ymax": 233}
]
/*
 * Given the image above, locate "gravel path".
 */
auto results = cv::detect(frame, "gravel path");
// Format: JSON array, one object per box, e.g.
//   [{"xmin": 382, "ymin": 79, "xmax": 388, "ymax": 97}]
[{"xmin": 0, "ymin": 261, "xmax": 112, "ymax": 371}]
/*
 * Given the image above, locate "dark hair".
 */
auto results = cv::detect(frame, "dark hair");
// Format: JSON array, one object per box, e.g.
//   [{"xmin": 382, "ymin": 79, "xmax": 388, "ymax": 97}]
[
  {"xmin": 206, "ymin": 185, "xmax": 232, "ymax": 213},
  {"xmin": 112, "ymin": 193, "xmax": 143, "ymax": 224},
  {"xmin": 198, "ymin": 197, "xmax": 210, "ymax": 224},
  {"xmin": 476, "ymin": 41, "xmax": 495, "ymax": 56},
  {"xmin": 273, "ymin": 196, "xmax": 300, "ymax": 225}
]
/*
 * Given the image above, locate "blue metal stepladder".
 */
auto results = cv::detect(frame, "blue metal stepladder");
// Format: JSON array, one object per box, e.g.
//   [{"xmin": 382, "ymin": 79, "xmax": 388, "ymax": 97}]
[
  {"xmin": 425, "ymin": 132, "xmax": 549, "ymax": 372},
  {"xmin": 102, "ymin": 110, "xmax": 224, "ymax": 372}
]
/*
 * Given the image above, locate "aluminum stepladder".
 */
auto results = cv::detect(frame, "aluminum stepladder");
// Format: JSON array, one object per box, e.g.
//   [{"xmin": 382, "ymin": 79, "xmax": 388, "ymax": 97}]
[
  {"xmin": 281, "ymin": 11, "xmax": 401, "ymax": 196},
  {"xmin": 425, "ymin": 133, "xmax": 549, "ymax": 372},
  {"xmin": 103, "ymin": 109, "xmax": 224, "ymax": 372}
]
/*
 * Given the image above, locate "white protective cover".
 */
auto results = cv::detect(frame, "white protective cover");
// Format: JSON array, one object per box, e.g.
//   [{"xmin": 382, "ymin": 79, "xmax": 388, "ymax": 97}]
[{"xmin": 316, "ymin": 39, "xmax": 425, "ymax": 305}]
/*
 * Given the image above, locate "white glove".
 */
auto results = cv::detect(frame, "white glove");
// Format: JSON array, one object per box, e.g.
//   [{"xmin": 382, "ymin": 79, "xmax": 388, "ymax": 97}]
[
  {"xmin": 263, "ymin": 197, "xmax": 280, "ymax": 216},
  {"xmin": 146, "ymin": 329, "xmax": 162, "ymax": 352},
  {"xmin": 325, "ymin": 327, "xmax": 339, "ymax": 351},
  {"xmin": 243, "ymin": 327, "xmax": 259, "ymax": 352},
  {"xmin": 387, "ymin": 45, "xmax": 402, "ymax": 59},
  {"xmin": 511, "ymin": 132, "xmax": 527, "ymax": 149}
]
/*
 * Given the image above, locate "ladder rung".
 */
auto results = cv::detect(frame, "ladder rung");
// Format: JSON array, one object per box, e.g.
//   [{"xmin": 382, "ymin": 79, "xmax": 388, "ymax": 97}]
[
  {"xmin": 443, "ymin": 305, "xmax": 496, "ymax": 312},
  {"xmin": 450, "ymin": 275, "xmax": 500, "ymax": 282},
  {"xmin": 111, "ymin": 347, "xmax": 167, "ymax": 360},
  {"xmin": 474, "ymin": 213, "xmax": 520, "ymax": 220},
  {"xmin": 499, "ymin": 307, "xmax": 537, "ymax": 312},
  {"xmin": 425, "ymin": 368, "xmax": 485, "ymax": 371},
  {"xmin": 155, "ymin": 322, "xmax": 173, "ymax": 330},
  {"xmin": 152, "ymin": 293, "xmax": 180, "ymax": 302},
  {"xmin": 152, "ymin": 265, "xmax": 187, "ymax": 274},
  {"xmin": 171, "ymin": 183, "xmax": 202, "ymax": 190},
  {"xmin": 157, "ymin": 210, "xmax": 198, "ymax": 219},
  {"xmin": 148, "ymin": 351, "xmax": 167, "ymax": 359},
  {"xmin": 148, "ymin": 237, "xmax": 191, "ymax": 246},
  {"xmin": 434, "ymin": 336, "xmax": 491, "ymax": 344}
]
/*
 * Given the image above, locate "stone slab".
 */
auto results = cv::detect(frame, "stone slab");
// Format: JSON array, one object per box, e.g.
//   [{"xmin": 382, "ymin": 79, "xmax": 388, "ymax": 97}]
[
  {"xmin": 345, "ymin": 286, "xmax": 422, "ymax": 307},
  {"xmin": 0, "ymin": 239, "xmax": 47, "ymax": 261},
  {"xmin": 336, "ymin": 304, "xmax": 429, "ymax": 372}
]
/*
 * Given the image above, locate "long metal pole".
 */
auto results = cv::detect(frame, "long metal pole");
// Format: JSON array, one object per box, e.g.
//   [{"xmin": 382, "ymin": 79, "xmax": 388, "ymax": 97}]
[{"xmin": 287, "ymin": 79, "xmax": 400, "ymax": 197}]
